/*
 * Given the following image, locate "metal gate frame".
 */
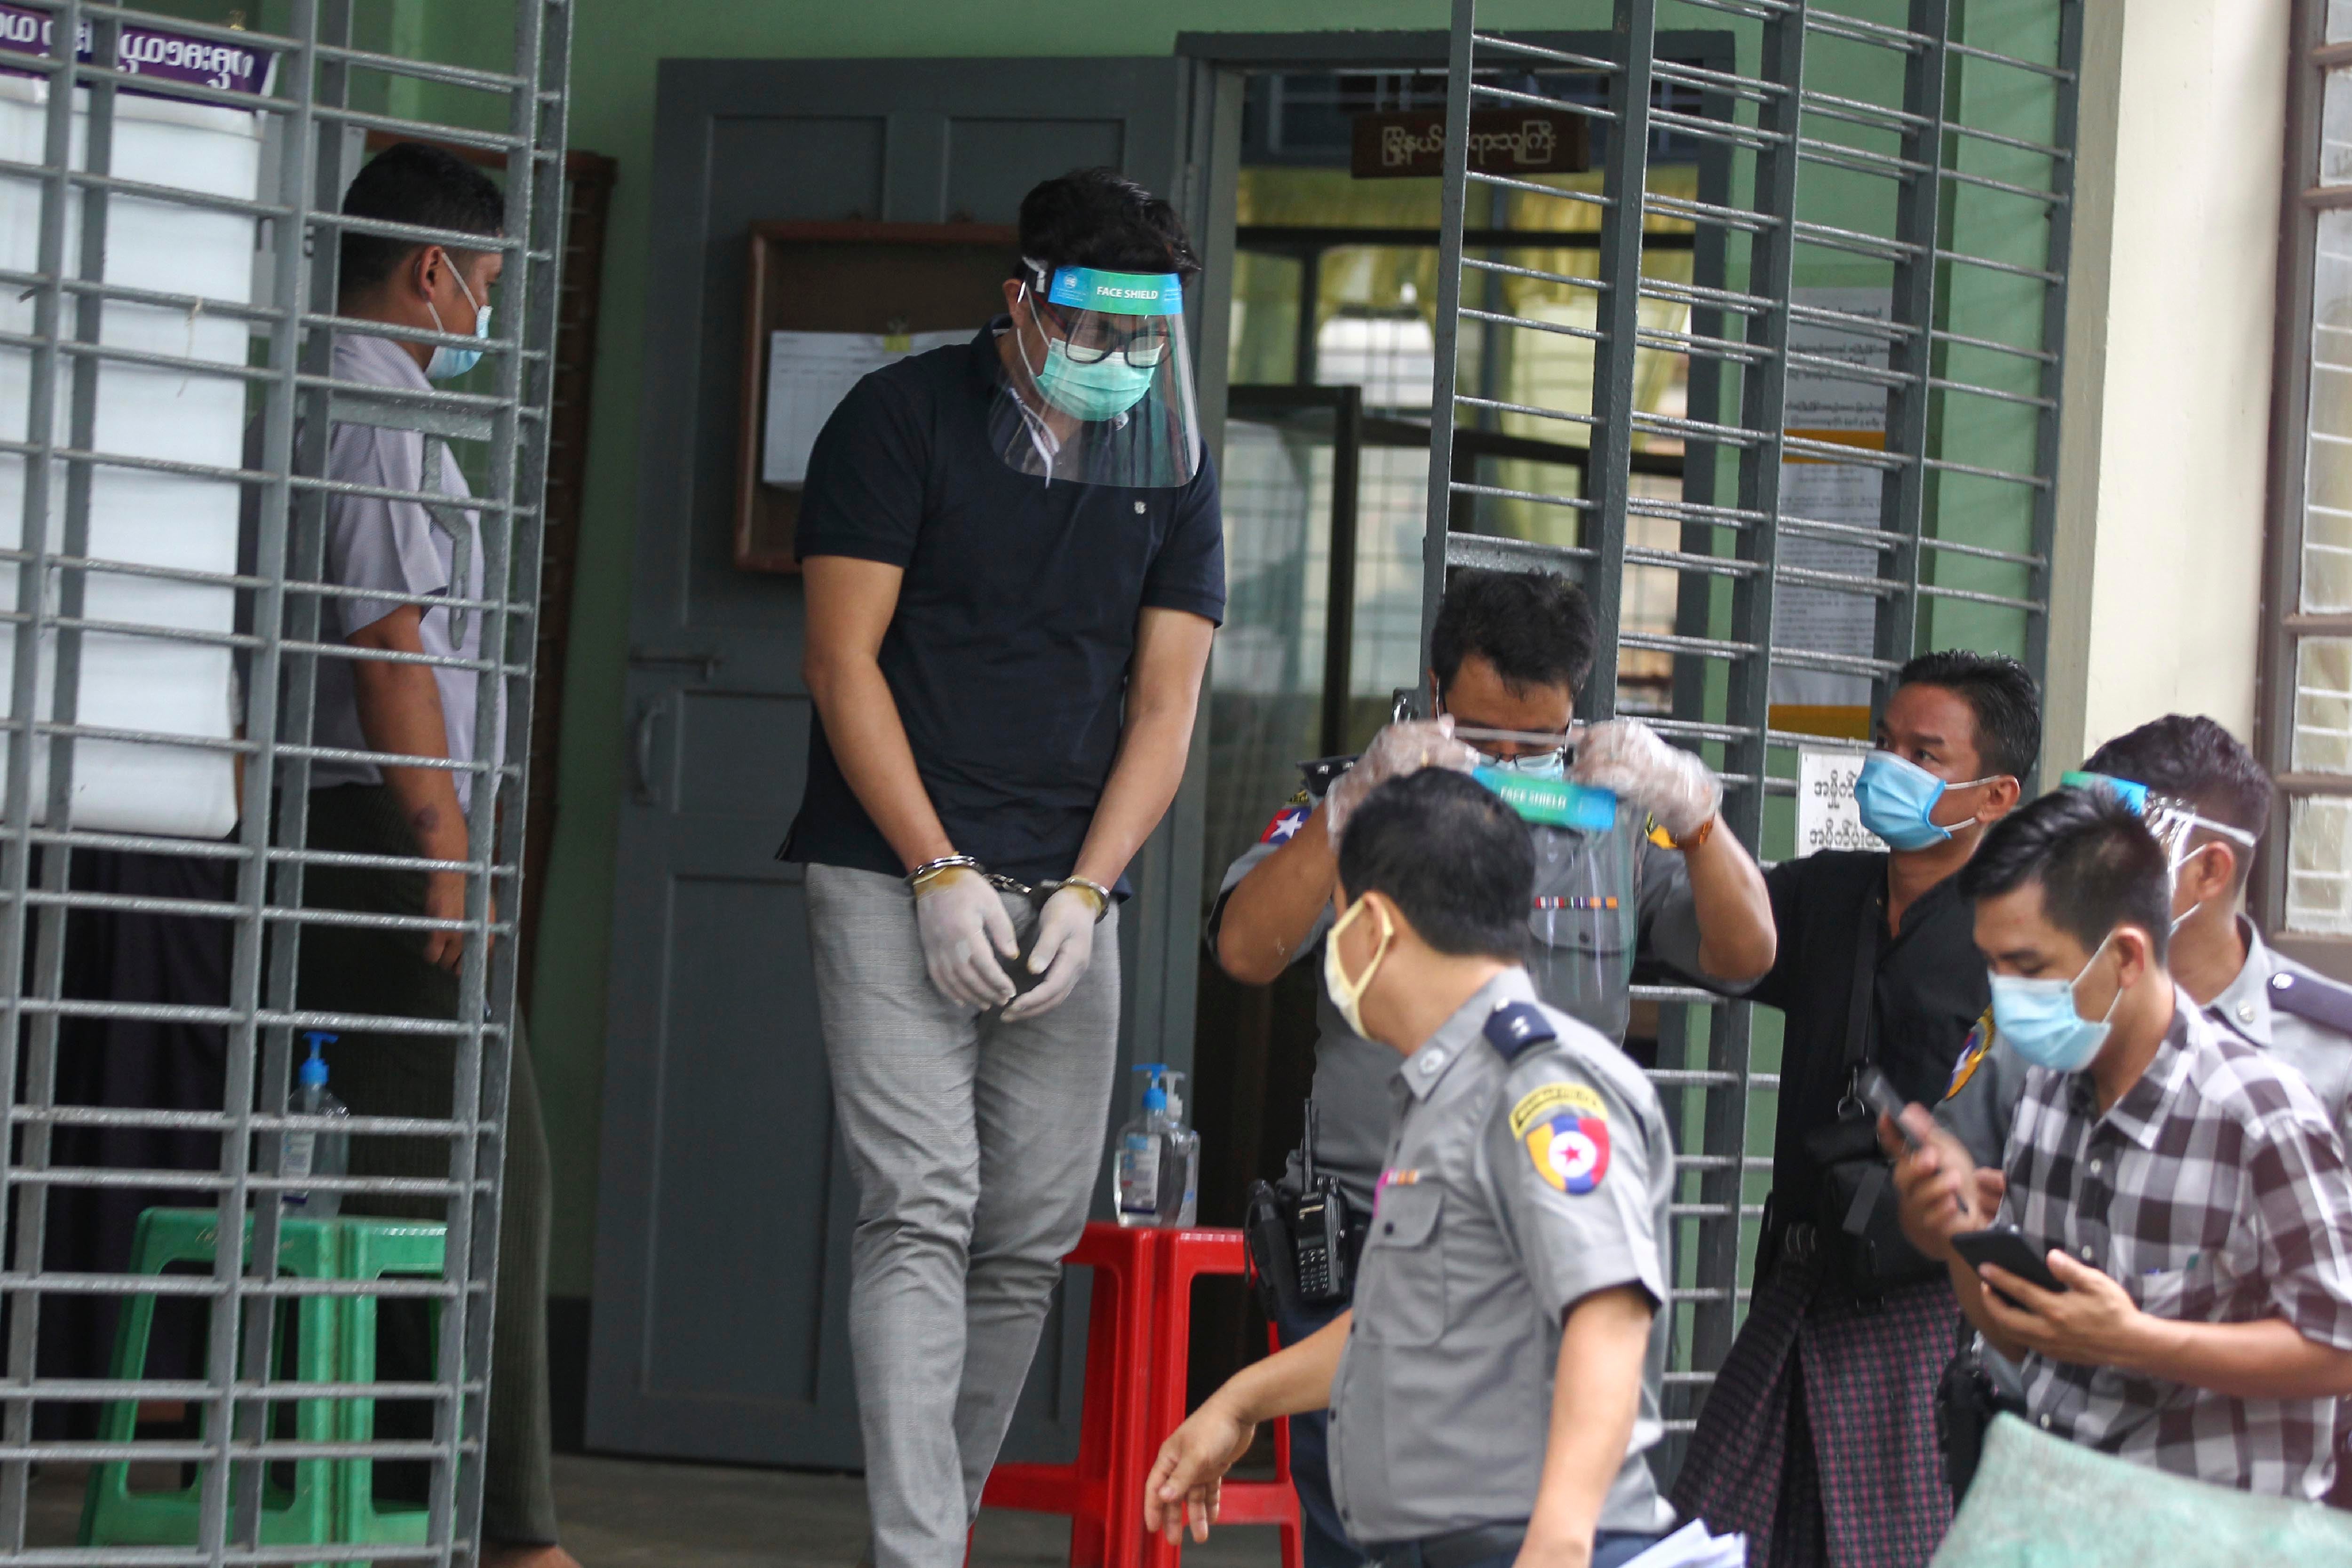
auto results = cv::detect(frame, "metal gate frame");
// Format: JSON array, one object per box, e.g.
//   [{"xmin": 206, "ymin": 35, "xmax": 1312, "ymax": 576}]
[
  {"xmin": 1420, "ymin": 0, "xmax": 2081, "ymax": 1442},
  {"xmin": 0, "ymin": 1, "xmax": 569, "ymax": 1560}
]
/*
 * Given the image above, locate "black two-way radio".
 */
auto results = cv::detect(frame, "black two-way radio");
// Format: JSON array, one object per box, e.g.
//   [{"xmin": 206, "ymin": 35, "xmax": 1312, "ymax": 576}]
[
  {"xmin": 1286, "ymin": 1102, "xmax": 1354, "ymax": 1305},
  {"xmin": 1242, "ymin": 1100, "xmax": 1360, "ymax": 1317}
]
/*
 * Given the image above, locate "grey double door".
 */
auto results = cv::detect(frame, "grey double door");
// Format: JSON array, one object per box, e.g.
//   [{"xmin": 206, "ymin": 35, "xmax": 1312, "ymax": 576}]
[{"xmin": 584, "ymin": 57, "xmax": 1212, "ymax": 1469}]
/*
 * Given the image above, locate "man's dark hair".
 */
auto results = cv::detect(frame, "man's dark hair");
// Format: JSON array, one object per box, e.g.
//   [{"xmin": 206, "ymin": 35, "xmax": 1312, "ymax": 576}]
[
  {"xmin": 1015, "ymin": 168, "xmax": 1199, "ymax": 283},
  {"xmin": 1893, "ymin": 649, "xmax": 2042, "ymax": 780},
  {"xmin": 1429, "ymin": 568, "xmax": 1597, "ymax": 700},
  {"xmin": 339, "ymin": 142, "xmax": 505, "ymax": 295},
  {"xmin": 1337, "ymin": 770, "xmax": 1533, "ymax": 961},
  {"xmin": 2084, "ymin": 714, "xmax": 2273, "ymax": 876},
  {"xmin": 1957, "ymin": 786, "xmax": 2171, "ymax": 965}
]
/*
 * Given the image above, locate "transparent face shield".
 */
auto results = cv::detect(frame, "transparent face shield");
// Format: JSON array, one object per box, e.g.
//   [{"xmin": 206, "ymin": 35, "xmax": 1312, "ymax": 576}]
[
  {"xmin": 990, "ymin": 260, "xmax": 1203, "ymax": 489},
  {"xmin": 2061, "ymin": 769, "xmax": 2260, "ymax": 888}
]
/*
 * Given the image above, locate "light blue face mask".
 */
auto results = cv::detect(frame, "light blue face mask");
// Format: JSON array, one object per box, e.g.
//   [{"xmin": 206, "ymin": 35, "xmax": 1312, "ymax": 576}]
[
  {"xmin": 1031, "ymin": 336, "xmax": 1155, "ymax": 421},
  {"xmin": 1479, "ymin": 749, "xmax": 1565, "ymax": 780},
  {"xmin": 1988, "ymin": 930, "xmax": 2122, "ymax": 1073},
  {"xmin": 426, "ymin": 268, "xmax": 491, "ymax": 381},
  {"xmin": 1853, "ymin": 750, "xmax": 1999, "ymax": 852}
]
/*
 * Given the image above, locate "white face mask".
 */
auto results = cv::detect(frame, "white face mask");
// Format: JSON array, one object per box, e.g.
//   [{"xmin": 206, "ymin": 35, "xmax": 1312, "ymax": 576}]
[{"xmin": 1323, "ymin": 895, "xmax": 1394, "ymax": 1041}]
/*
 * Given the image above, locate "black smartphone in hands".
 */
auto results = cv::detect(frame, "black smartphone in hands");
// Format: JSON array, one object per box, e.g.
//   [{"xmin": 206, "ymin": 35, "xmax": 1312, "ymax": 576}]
[
  {"xmin": 1857, "ymin": 1066, "xmax": 1921, "ymax": 1149},
  {"xmin": 1952, "ymin": 1225, "xmax": 2067, "ymax": 1308}
]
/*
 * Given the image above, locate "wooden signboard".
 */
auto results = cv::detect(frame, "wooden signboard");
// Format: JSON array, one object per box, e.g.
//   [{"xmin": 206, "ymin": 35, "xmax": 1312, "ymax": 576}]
[
  {"xmin": 1350, "ymin": 108, "xmax": 1591, "ymax": 180},
  {"xmin": 734, "ymin": 222, "xmax": 1018, "ymax": 573}
]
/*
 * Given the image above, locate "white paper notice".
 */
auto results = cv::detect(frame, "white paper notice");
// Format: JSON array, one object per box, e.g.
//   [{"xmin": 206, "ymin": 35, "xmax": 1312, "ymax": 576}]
[
  {"xmin": 1797, "ymin": 747, "xmax": 1885, "ymax": 855},
  {"xmin": 1773, "ymin": 287, "xmax": 1891, "ymax": 712},
  {"xmin": 762, "ymin": 329, "xmax": 969, "ymax": 486}
]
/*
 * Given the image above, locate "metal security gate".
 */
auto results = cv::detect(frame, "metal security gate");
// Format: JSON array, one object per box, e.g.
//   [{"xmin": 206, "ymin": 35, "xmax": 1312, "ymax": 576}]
[
  {"xmin": 0, "ymin": 2, "xmax": 568, "ymax": 1561},
  {"xmin": 1420, "ymin": 0, "xmax": 2079, "ymax": 1449}
]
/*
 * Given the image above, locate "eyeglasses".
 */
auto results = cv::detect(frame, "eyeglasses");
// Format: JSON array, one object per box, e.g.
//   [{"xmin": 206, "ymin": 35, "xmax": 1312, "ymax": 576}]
[{"xmin": 1035, "ymin": 300, "xmax": 1169, "ymax": 368}]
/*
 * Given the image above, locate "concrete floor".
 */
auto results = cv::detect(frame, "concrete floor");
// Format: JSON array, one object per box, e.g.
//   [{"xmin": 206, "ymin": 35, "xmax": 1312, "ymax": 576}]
[{"xmin": 31, "ymin": 1453, "xmax": 1290, "ymax": 1567}]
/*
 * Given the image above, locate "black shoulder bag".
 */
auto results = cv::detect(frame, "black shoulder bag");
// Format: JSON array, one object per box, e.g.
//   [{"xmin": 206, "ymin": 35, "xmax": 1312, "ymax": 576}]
[{"xmin": 1799, "ymin": 882, "xmax": 1945, "ymax": 1295}]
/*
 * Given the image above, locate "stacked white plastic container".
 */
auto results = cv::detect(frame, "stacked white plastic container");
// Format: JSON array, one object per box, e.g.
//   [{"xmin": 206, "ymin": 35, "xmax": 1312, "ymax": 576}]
[{"xmin": 0, "ymin": 15, "xmax": 270, "ymax": 838}]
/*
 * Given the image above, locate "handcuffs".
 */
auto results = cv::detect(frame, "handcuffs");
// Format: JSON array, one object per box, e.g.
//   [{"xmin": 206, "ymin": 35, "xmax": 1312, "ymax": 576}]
[{"xmin": 905, "ymin": 855, "xmax": 1112, "ymax": 922}]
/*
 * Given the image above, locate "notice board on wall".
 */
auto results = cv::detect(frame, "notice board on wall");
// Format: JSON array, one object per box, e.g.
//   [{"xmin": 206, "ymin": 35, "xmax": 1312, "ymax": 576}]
[{"xmin": 733, "ymin": 222, "xmax": 1017, "ymax": 573}]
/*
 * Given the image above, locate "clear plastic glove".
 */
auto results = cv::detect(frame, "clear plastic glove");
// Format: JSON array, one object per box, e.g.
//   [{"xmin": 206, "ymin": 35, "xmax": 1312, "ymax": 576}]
[
  {"xmin": 1001, "ymin": 885, "xmax": 1099, "ymax": 1022},
  {"xmin": 1571, "ymin": 717, "xmax": 1723, "ymax": 840},
  {"xmin": 914, "ymin": 867, "xmax": 1018, "ymax": 1010},
  {"xmin": 1322, "ymin": 716, "xmax": 1482, "ymax": 839}
]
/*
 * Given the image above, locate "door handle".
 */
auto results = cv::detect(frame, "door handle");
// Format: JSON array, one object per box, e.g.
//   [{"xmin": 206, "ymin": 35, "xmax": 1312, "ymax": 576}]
[
  {"xmin": 632, "ymin": 696, "xmax": 667, "ymax": 807},
  {"xmin": 629, "ymin": 647, "xmax": 724, "ymax": 682}
]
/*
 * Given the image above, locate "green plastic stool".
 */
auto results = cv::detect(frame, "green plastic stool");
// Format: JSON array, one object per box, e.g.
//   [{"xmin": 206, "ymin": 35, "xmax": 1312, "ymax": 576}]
[
  {"xmin": 334, "ymin": 1216, "xmax": 450, "ymax": 1549},
  {"xmin": 79, "ymin": 1207, "xmax": 342, "ymax": 1558}
]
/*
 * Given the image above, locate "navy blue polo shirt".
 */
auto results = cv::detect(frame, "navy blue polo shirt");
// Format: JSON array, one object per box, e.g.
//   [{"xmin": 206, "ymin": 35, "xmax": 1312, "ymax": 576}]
[{"xmin": 780, "ymin": 323, "xmax": 1225, "ymax": 887}]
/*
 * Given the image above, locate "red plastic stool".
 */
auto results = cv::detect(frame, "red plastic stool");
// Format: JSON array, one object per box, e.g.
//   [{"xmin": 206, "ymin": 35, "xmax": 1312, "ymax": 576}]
[
  {"xmin": 1144, "ymin": 1229, "xmax": 1303, "ymax": 1568},
  {"xmin": 981, "ymin": 1222, "xmax": 1160, "ymax": 1568},
  {"xmin": 980, "ymin": 1224, "xmax": 1304, "ymax": 1568}
]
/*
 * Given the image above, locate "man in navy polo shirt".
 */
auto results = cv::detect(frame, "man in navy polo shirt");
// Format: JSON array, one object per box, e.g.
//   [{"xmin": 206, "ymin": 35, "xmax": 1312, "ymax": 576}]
[{"xmin": 779, "ymin": 167, "xmax": 1224, "ymax": 1568}]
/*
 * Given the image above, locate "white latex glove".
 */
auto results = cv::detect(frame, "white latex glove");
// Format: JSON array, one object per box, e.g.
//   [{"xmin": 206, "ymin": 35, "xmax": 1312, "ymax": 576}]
[
  {"xmin": 914, "ymin": 867, "xmax": 1019, "ymax": 1010},
  {"xmin": 1322, "ymin": 716, "xmax": 1483, "ymax": 839},
  {"xmin": 1571, "ymin": 717, "xmax": 1723, "ymax": 840},
  {"xmin": 1001, "ymin": 885, "xmax": 1099, "ymax": 1023}
]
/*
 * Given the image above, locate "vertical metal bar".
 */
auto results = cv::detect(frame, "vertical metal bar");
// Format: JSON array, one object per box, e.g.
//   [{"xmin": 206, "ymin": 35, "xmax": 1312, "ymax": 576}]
[
  {"xmin": 2021, "ymin": 0, "xmax": 2083, "ymax": 786},
  {"xmin": 1670, "ymin": 111, "xmax": 1734, "ymax": 732},
  {"xmin": 1704, "ymin": 0, "xmax": 1808, "ymax": 1388},
  {"xmin": 1292, "ymin": 246, "xmax": 1322, "ymax": 388},
  {"xmin": 0, "ymin": 5, "xmax": 79, "ymax": 1545},
  {"xmin": 1876, "ymin": 0, "xmax": 1955, "ymax": 686},
  {"xmin": 1320, "ymin": 384, "xmax": 1362, "ymax": 758},
  {"xmin": 445, "ymin": 0, "xmax": 568, "ymax": 1553},
  {"xmin": 10, "ymin": 3, "xmax": 116, "ymax": 1544},
  {"xmin": 2259, "ymin": 0, "xmax": 2323, "ymax": 931},
  {"xmin": 226, "ymin": 2, "xmax": 327, "ymax": 1552},
  {"xmin": 1418, "ymin": 0, "xmax": 1477, "ymax": 659},
  {"xmin": 1581, "ymin": 0, "xmax": 1659, "ymax": 721}
]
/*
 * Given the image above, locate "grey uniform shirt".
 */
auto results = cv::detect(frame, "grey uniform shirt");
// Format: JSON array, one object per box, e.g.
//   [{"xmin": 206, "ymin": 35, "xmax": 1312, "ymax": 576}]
[
  {"xmin": 1939, "ymin": 917, "xmax": 2352, "ymax": 1162},
  {"xmin": 1209, "ymin": 776, "xmax": 1708, "ymax": 1214},
  {"xmin": 1327, "ymin": 967, "xmax": 1678, "ymax": 1544},
  {"xmin": 307, "ymin": 333, "xmax": 501, "ymax": 811}
]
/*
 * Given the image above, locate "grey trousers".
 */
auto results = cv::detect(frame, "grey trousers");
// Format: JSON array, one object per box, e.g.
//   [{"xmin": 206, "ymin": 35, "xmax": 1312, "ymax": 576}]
[{"xmin": 805, "ymin": 864, "xmax": 1122, "ymax": 1568}]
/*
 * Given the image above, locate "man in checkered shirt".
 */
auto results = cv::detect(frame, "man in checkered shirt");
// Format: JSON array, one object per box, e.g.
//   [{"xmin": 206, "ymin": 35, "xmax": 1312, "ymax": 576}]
[{"xmin": 1887, "ymin": 785, "xmax": 2352, "ymax": 1500}]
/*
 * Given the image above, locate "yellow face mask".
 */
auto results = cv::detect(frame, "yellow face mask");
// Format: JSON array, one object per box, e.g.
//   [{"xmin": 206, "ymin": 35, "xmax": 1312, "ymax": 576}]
[{"xmin": 1323, "ymin": 894, "xmax": 1395, "ymax": 1040}]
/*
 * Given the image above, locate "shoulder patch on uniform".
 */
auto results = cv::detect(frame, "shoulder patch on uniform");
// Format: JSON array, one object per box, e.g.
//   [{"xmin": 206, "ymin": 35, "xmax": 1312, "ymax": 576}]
[
  {"xmin": 1259, "ymin": 804, "xmax": 1310, "ymax": 846},
  {"xmin": 1485, "ymin": 1001, "xmax": 1557, "ymax": 1059},
  {"xmin": 1512, "ymin": 1082, "xmax": 1611, "ymax": 1194},
  {"xmin": 1645, "ymin": 813, "xmax": 1675, "ymax": 849},
  {"xmin": 2270, "ymin": 967, "xmax": 2352, "ymax": 1037},
  {"xmin": 1944, "ymin": 1010, "xmax": 1994, "ymax": 1101}
]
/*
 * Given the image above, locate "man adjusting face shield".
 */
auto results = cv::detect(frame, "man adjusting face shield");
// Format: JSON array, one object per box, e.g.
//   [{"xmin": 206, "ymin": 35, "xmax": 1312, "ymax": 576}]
[{"xmin": 995, "ymin": 254, "xmax": 1203, "ymax": 488}]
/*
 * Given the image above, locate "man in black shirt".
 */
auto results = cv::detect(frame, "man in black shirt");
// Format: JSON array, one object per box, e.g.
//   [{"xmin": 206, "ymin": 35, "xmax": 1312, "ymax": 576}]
[
  {"xmin": 1672, "ymin": 651, "xmax": 2039, "ymax": 1568},
  {"xmin": 779, "ymin": 169, "xmax": 1224, "ymax": 1568}
]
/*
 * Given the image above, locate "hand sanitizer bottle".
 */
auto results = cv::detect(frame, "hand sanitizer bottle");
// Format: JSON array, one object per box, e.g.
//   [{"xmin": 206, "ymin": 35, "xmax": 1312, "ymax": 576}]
[
  {"xmin": 284, "ymin": 1031, "xmax": 350, "ymax": 1220},
  {"xmin": 1114, "ymin": 1064, "xmax": 1199, "ymax": 1227}
]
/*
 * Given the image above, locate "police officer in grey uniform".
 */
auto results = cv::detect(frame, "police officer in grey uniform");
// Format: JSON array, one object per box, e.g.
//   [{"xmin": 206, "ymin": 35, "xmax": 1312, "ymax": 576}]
[
  {"xmin": 1210, "ymin": 571, "xmax": 1774, "ymax": 1567},
  {"xmin": 1154, "ymin": 771, "xmax": 1692, "ymax": 1568},
  {"xmin": 1938, "ymin": 716, "xmax": 2352, "ymax": 1156}
]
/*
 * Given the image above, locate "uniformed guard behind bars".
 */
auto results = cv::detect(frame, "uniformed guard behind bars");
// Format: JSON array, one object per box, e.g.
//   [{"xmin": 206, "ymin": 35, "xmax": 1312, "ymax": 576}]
[
  {"xmin": 1153, "ymin": 768, "xmax": 1693, "ymax": 1568},
  {"xmin": 1210, "ymin": 568, "xmax": 1772, "ymax": 1568}
]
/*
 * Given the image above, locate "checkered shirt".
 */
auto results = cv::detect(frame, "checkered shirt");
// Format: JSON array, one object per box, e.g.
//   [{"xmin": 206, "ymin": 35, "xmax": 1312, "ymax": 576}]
[{"xmin": 1997, "ymin": 987, "xmax": 2352, "ymax": 1499}]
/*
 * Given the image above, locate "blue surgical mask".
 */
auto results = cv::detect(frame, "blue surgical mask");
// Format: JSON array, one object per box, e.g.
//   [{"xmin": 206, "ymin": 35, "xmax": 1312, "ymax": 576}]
[
  {"xmin": 1988, "ymin": 931, "xmax": 2122, "ymax": 1073},
  {"xmin": 426, "ymin": 269, "xmax": 491, "ymax": 380},
  {"xmin": 1031, "ymin": 335, "xmax": 1154, "ymax": 421},
  {"xmin": 1853, "ymin": 751, "xmax": 1998, "ymax": 852}
]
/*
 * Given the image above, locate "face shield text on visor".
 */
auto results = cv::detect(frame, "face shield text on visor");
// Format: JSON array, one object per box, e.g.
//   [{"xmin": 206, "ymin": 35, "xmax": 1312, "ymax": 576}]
[{"xmin": 992, "ymin": 260, "xmax": 1203, "ymax": 489}]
